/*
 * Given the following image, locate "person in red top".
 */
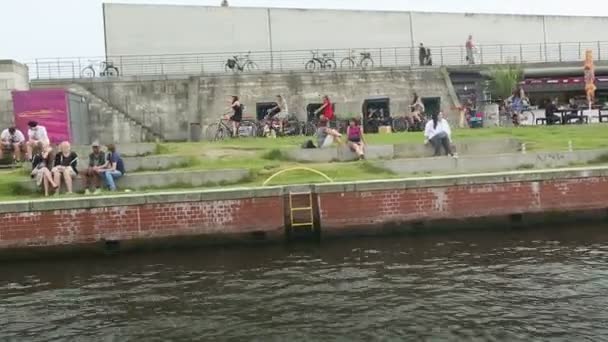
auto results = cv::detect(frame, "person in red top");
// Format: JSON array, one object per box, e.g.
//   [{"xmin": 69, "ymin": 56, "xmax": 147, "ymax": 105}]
[{"xmin": 314, "ymin": 95, "xmax": 341, "ymax": 147}]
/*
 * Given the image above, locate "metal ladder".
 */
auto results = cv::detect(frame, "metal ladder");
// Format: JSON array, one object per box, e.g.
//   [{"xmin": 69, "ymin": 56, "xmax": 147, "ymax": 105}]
[{"xmin": 288, "ymin": 191, "xmax": 314, "ymax": 229}]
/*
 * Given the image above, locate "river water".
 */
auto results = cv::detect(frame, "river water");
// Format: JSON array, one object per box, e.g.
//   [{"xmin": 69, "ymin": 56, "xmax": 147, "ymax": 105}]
[{"xmin": 2, "ymin": 225, "xmax": 608, "ymax": 341}]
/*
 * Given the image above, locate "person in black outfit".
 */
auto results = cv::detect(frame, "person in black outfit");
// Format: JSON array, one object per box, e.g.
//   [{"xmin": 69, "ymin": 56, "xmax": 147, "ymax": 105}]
[
  {"xmin": 225, "ymin": 96, "xmax": 243, "ymax": 137},
  {"xmin": 545, "ymin": 99, "xmax": 560, "ymax": 125},
  {"xmin": 425, "ymin": 48, "xmax": 433, "ymax": 66},
  {"xmin": 51, "ymin": 141, "xmax": 79, "ymax": 195},
  {"xmin": 419, "ymin": 43, "xmax": 427, "ymax": 66}
]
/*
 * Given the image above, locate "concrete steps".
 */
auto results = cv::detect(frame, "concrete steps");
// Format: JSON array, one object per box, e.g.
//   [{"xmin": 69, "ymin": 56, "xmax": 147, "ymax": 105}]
[
  {"xmin": 68, "ymin": 85, "xmax": 162, "ymax": 143},
  {"xmin": 284, "ymin": 138, "xmax": 521, "ymax": 163},
  {"xmin": 17, "ymin": 169, "xmax": 251, "ymax": 193},
  {"xmin": 377, "ymin": 149, "xmax": 608, "ymax": 175}
]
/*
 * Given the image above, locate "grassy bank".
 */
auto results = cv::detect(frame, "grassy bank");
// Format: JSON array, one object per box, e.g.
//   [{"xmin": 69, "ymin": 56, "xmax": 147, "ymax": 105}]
[{"xmin": 0, "ymin": 125, "xmax": 607, "ymax": 201}]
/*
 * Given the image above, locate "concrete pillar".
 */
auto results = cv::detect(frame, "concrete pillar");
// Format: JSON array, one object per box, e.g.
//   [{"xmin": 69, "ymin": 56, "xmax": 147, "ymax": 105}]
[{"xmin": 0, "ymin": 60, "xmax": 29, "ymax": 129}]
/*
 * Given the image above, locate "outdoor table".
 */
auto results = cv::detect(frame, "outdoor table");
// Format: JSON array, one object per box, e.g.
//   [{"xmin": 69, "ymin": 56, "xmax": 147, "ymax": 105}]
[{"xmin": 555, "ymin": 108, "xmax": 584, "ymax": 124}]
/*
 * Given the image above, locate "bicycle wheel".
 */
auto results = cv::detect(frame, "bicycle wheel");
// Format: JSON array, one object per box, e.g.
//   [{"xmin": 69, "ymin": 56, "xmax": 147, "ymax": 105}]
[
  {"xmin": 324, "ymin": 59, "xmax": 337, "ymax": 70},
  {"xmin": 214, "ymin": 127, "xmax": 227, "ymax": 141},
  {"xmin": 105, "ymin": 66, "xmax": 119, "ymax": 77},
  {"xmin": 225, "ymin": 63, "xmax": 233, "ymax": 73},
  {"xmin": 305, "ymin": 60, "xmax": 316, "ymax": 71},
  {"xmin": 245, "ymin": 61, "xmax": 258, "ymax": 72},
  {"xmin": 391, "ymin": 117, "xmax": 408, "ymax": 132},
  {"xmin": 341, "ymin": 58, "xmax": 356, "ymax": 69},
  {"xmin": 81, "ymin": 66, "xmax": 95, "ymax": 78},
  {"xmin": 304, "ymin": 122, "xmax": 317, "ymax": 136},
  {"xmin": 360, "ymin": 57, "xmax": 374, "ymax": 70}
]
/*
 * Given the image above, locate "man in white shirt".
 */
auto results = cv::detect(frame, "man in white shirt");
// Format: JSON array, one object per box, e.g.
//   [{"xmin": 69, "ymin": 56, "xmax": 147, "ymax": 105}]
[
  {"xmin": 26, "ymin": 121, "xmax": 50, "ymax": 161},
  {"xmin": 0, "ymin": 126, "xmax": 26, "ymax": 162}
]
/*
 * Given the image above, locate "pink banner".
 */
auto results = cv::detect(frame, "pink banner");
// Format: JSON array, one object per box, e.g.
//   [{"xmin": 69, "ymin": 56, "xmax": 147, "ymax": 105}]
[{"xmin": 12, "ymin": 89, "xmax": 71, "ymax": 144}]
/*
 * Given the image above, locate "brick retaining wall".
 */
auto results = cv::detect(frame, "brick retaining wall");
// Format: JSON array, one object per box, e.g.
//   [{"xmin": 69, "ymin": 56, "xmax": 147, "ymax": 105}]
[{"xmin": 1, "ymin": 167, "xmax": 608, "ymax": 256}]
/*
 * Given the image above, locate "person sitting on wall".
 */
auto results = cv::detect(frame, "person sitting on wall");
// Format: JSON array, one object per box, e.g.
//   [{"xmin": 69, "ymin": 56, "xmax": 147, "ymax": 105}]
[
  {"xmin": 314, "ymin": 95, "xmax": 342, "ymax": 148},
  {"xmin": 84, "ymin": 141, "xmax": 107, "ymax": 195},
  {"xmin": 424, "ymin": 112, "xmax": 455, "ymax": 157},
  {"xmin": 30, "ymin": 142, "xmax": 57, "ymax": 197},
  {"xmin": 347, "ymin": 118, "xmax": 366, "ymax": 160},
  {"xmin": 99, "ymin": 144, "xmax": 126, "ymax": 192},
  {"xmin": 25, "ymin": 121, "xmax": 50, "ymax": 160},
  {"xmin": 0, "ymin": 126, "xmax": 26, "ymax": 162},
  {"xmin": 52, "ymin": 141, "xmax": 79, "ymax": 195}
]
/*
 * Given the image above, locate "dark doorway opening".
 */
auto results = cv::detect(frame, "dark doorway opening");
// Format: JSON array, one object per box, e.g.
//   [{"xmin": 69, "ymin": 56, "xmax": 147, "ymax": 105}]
[
  {"xmin": 362, "ymin": 97, "xmax": 391, "ymax": 133},
  {"xmin": 256, "ymin": 102, "xmax": 277, "ymax": 121}
]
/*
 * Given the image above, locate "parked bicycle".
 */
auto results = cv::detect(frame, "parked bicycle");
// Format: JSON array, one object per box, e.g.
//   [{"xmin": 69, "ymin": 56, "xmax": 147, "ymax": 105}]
[
  {"xmin": 341, "ymin": 50, "xmax": 374, "ymax": 70},
  {"xmin": 305, "ymin": 51, "xmax": 337, "ymax": 71},
  {"xmin": 225, "ymin": 52, "xmax": 258, "ymax": 72},
  {"xmin": 80, "ymin": 60, "xmax": 120, "ymax": 78},
  {"xmin": 207, "ymin": 115, "xmax": 257, "ymax": 141},
  {"xmin": 258, "ymin": 112, "xmax": 304, "ymax": 137}
]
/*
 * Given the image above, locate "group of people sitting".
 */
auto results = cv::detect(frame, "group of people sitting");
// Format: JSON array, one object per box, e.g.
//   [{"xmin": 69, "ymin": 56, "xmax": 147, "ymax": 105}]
[
  {"xmin": 2, "ymin": 121, "xmax": 125, "ymax": 197},
  {"xmin": 30, "ymin": 140, "xmax": 125, "ymax": 197},
  {"xmin": 307, "ymin": 95, "xmax": 455, "ymax": 159}
]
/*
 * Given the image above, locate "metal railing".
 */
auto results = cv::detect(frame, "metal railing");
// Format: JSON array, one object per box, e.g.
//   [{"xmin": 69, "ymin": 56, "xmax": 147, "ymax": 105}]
[{"xmin": 27, "ymin": 41, "xmax": 608, "ymax": 80}]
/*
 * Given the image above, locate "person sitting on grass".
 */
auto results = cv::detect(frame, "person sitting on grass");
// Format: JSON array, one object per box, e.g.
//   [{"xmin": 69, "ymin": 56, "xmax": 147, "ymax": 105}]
[
  {"xmin": 52, "ymin": 141, "xmax": 79, "ymax": 195},
  {"xmin": 0, "ymin": 126, "xmax": 25, "ymax": 162},
  {"xmin": 84, "ymin": 141, "xmax": 106, "ymax": 195},
  {"xmin": 99, "ymin": 144, "xmax": 125, "ymax": 192},
  {"xmin": 424, "ymin": 112, "xmax": 455, "ymax": 157},
  {"xmin": 25, "ymin": 121, "xmax": 50, "ymax": 160},
  {"xmin": 30, "ymin": 143, "xmax": 57, "ymax": 197},
  {"xmin": 346, "ymin": 118, "xmax": 366, "ymax": 160}
]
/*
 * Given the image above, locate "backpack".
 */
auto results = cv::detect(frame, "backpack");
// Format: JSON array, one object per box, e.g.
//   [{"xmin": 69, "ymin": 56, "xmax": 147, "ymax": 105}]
[{"xmin": 301, "ymin": 140, "xmax": 316, "ymax": 149}]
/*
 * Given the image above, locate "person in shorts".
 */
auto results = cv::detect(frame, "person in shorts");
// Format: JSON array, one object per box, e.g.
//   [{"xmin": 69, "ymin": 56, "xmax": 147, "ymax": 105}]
[
  {"xmin": 30, "ymin": 142, "xmax": 57, "ymax": 197},
  {"xmin": 0, "ymin": 126, "xmax": 26, "ymax": 162},
  {"xmin": 52, "ymin": 141, "xmax": 79, "ymax": 195},
  {"xmin": 264, "ymin": 95, "xmax": 289, "ymax": 136},
  {"xmin": 84, "ymin": 141, "xmax": 106, "ymax": 195}
]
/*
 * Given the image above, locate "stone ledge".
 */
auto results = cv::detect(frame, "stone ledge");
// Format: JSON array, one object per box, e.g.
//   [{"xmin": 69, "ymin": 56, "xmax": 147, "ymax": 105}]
[
  {"xmin": 1, "ymin": 166, "xmax": 607, "ymax": 214},
  {"xmin": 284, "ymin": 138, "xmax": 521, "ymax": 163}
]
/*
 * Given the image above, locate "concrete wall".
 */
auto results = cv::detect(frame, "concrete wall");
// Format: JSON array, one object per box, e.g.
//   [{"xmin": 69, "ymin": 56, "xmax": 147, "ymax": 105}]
[
  {"xmin": 32, "ymin": 68, "xmax": 455, "ymax": 141},
  {"xmin": 0, "ymin": 61, "xmax": 29, "ymax": 129},
  {"xmin": 103, "ymin": 3, "xmax": 608, "ymax": 58},
  {"xmin": 103, "ymin": 4, "xmax": 270, "ymax": 55}
]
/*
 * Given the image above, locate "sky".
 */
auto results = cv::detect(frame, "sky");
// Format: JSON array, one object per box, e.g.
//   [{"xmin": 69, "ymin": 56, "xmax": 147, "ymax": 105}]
[{"xmin": 2, "ymin": 0, "xmax": 608, "ymax": 61}]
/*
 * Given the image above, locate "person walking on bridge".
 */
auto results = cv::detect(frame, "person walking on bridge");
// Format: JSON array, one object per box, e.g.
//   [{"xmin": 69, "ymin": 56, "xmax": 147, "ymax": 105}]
[{"xmin": 466, "ymin": 35, "xmax": 476, "ymax": 65}]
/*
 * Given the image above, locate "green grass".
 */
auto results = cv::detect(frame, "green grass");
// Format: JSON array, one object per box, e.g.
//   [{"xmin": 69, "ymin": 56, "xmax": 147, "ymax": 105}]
[{"xmin": 1, "ymin": 125, "xmax": 608, "ymax": 202}]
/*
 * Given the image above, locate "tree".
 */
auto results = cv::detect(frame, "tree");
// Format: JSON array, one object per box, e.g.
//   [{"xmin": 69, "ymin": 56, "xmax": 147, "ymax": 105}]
[{"xmin": 489, "ymin": 65, "xmax": 523, "ymax": 99}]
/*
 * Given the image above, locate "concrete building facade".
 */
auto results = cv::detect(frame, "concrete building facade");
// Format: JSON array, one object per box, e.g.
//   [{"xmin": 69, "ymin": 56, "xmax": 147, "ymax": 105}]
[
  {"xmin": 103, "ymin": 3, "xmax": 608, "ymax": 57},
  {"xmin": 32, "ymin": 68, "xmax": 456, "ymax": 141},
  {"xmin": 0, "ymin": 61, "xmax": 29, "ymax": 129}
]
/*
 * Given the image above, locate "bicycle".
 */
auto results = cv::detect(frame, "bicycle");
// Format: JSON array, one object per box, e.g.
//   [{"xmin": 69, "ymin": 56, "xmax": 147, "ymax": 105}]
[
  {"xmin": 259, "ymin": 111, "xmax": 304, "ymax": 137},
  {"xmin": 80, "ymin": 60, "xmax": 120, "ymax": 78},
  {"xmin": 341, "ymin": 50, "xmax": 374, "ymax": 70},
  {"xmin": 305, "ymin": 51, "xmax": 336, "ymax": 71},
  {"xmin": 208, "ymin": 115, "xmax": 257, "ymax": 141},
  {"xmin": 225, "ymin": 52, "xmax": 258, "ymax": 72},
  {"xmin": 391, "ymin": 116, "xmax": 409, "ymax": 132}
]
